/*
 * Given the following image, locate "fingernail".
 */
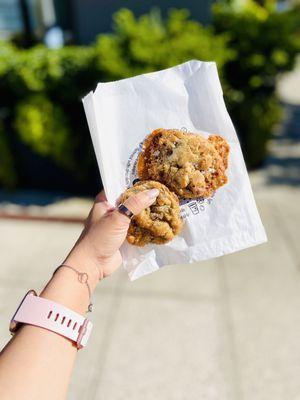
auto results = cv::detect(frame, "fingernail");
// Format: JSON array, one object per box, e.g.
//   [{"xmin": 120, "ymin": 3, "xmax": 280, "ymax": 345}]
[{"xmin": 145, "ymin": 189, "xmax": 159, "ymax": 199}]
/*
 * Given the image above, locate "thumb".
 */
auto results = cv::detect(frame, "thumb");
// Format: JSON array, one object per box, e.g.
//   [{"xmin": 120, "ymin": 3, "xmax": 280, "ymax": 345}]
[
  {"xmin": 122, "ymin": 188, "xmax": 160, "ymax": 216},
  {"xmin": 104, "ymin": 188, "xmax": 160, "ymax": 230}
]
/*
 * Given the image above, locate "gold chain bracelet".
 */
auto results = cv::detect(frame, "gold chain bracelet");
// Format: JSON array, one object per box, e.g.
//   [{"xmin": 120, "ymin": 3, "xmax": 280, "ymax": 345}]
[{"xmin": 53, "ymin": 264, "xmax": 93, "ymax": 313}]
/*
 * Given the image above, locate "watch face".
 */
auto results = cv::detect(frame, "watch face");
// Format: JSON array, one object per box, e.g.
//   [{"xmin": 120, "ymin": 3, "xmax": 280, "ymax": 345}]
[{"xmin": 9, "ymin": 290, "xmax": 37, "ymax": 333}]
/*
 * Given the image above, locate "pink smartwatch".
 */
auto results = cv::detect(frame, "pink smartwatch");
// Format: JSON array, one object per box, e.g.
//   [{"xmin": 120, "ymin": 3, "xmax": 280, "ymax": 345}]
[{"xmin": 9, "ymin": 290, "xmax": 93, "ymax": 349}]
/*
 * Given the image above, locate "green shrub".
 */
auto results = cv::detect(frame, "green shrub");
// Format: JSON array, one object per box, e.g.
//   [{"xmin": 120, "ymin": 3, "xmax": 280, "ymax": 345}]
[
  {"xmin": 214, "ymin": 0, "xmax": 300, "ymax": 167},
  {"xmin": 0, "ymin": 41, "xmax": 100, "ymax": 190},
  {"xmin": 14, "ymin": 95, "xmax": 74, "ymax": 169},
  {"xmin": 95, "ymin": 8, "xmax": 234, "ymax": 80},
  {"xmin": 0, "ymin": 43, "xmax": 98, "ymax": 99},
  {"xmin": 230, "ymin": 94, "xmax": 282, "ymax": 166},
  {"xmin": 0, "ymin": 122, "xmax": 17, "ymax": 188}
]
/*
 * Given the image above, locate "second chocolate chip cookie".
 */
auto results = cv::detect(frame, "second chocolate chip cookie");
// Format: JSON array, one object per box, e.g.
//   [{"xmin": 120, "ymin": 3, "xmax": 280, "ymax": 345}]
[{"xmin": 120, "ymin": 180, "xmax": 183, "ymax": 247}]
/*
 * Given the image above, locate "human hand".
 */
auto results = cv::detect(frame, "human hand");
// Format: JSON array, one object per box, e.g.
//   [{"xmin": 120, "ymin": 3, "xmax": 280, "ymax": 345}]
[{"xmin": 64, "ymin": 188, "xmax": 159, "ymax": 287}]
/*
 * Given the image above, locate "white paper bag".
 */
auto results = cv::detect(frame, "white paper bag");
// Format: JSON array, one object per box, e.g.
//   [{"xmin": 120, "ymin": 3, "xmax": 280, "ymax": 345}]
[{"xmin": 83, "ymin": 60, "xmax": 267, "ymax": 280}]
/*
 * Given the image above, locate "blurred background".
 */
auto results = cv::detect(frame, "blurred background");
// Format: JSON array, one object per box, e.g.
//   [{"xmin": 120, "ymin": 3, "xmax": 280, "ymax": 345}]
[{"xmin": 0, "ymin": 0, "xmax": 300, "ymax": 399}]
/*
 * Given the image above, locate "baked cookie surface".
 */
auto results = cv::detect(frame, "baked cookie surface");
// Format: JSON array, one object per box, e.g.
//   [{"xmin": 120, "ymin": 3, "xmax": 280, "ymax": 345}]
[
  {"xmin": 137, "ymin": 129, "xmax": 229, "ymax": 199},
  {"xmin": 120, "ymin": 181, "xmax": 183, "ymax": 247}
]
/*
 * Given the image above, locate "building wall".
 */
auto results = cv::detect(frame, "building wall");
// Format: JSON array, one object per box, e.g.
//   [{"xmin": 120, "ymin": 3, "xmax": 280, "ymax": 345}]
[
  {"xmin": 0, "ymin": 0, "xmax": 23, "ymax": 38},
  {"xmin": 71, "ymin": 0, "xmax": 213, "ymax": 44}
]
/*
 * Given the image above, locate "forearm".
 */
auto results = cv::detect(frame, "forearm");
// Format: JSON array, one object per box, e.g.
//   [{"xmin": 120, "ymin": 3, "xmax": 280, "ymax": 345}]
[
  {"xmin": 0, "ymin": 250, "xmax": 100, "ymax": 400},
  {"xmin": 0, "ymin": 188, "xmax": 155, "ymax": 400}
]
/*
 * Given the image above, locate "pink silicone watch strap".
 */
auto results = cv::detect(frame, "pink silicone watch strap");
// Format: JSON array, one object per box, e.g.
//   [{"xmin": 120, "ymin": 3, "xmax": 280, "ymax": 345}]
[{"xmin": 10, "ymin": 291, "xmax": 93, "ymax": 349}]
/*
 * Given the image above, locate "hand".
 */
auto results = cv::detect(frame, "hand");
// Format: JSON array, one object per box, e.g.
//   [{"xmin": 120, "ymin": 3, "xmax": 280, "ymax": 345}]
[{"xmin": 64, "ymin": 188, "xmax": 159, "ymax": 286}]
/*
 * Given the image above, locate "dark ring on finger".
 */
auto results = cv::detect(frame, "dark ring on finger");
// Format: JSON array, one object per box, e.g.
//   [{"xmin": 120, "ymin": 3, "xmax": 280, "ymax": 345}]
[{"xmin": 118, "ymin": 204, "xmax": 134, "ymax": 219}]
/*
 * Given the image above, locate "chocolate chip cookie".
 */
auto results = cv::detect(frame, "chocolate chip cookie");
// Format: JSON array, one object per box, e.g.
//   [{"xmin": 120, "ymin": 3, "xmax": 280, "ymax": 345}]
[
  {"xmin": 137, "ymin": 128, "xmax": 229, "ymax": 199},
  {"xmin": 120, "ymin": 181, "xmax": 183, "ymax": 247}
]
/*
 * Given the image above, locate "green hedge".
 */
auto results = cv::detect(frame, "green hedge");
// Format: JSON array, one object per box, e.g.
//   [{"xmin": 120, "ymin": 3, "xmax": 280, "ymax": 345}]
[
  {"xmin": 213, "ymin": 0, "xmax": 300, "ymax": 166},
  {"xmin": 0, "ymin": 5, "xmax": 299, "ymax": 190},
  {"xmin": 0, "ymin": 120, "xmax": 17, "ymax": 188},
  {"xmin": 95, "ymin": 8, "xmax": 233, "ymax": 79},
  {"xmin": 15, "ymin": 95, "xmax": 73, "ymax": 168},
  {"xmin": 0, "ymin": 42, "xmax": 100, "ymax": 189}
]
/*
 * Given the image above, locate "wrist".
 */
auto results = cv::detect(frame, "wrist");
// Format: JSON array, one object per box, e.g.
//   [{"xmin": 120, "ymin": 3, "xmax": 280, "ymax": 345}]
[
  {"xmin": 40, "ymin": 268, "xmax": 91, "ymax": 315},
  {"xmin": 63, "ymin": 243, "xmax": 103, "ymax": 290},
  {"xmin": 40, "ymin": 244, "xmax": 103, "ymax": 315}
]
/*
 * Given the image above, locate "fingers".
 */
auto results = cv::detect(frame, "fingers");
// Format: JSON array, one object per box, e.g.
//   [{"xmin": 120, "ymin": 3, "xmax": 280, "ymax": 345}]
[
  {"xmin": 123, "ymin": 189, "xmax": 159, "ymax": 215},
  {"xmin": 95, "ymin": 190, "xmax": 107, "ymax": 203},
  {"xmin": 87, "ymin": 191, "xmax": 114, "ymax": 224},
  {"xmin": 104, "ymin": 188, "xmax": 160, "ymax": 229},
  {"xmin": 93, "ymin": 201, "xmax": 114, "ymax": 219},
  {"xmin": 94, "ymin": 191, "xmax": 115, "ymax": 215}
]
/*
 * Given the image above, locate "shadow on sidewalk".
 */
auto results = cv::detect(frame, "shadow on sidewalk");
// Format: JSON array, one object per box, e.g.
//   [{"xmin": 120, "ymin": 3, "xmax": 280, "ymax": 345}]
[{"xmin": 265, "ymin": 102, "xmax": 300, "ymax": 187}]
